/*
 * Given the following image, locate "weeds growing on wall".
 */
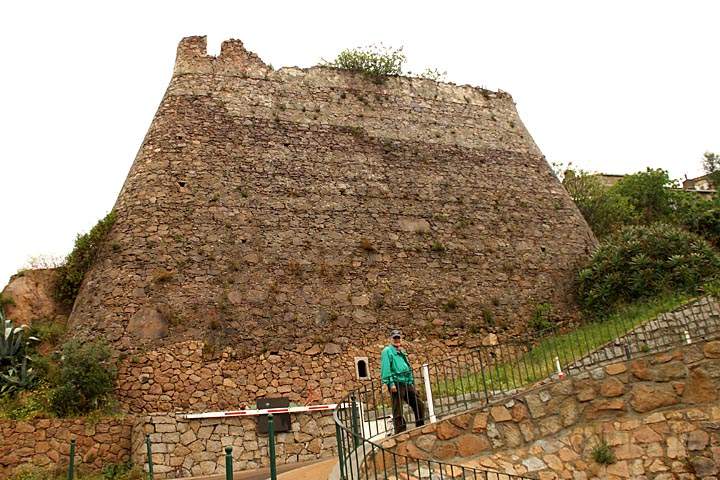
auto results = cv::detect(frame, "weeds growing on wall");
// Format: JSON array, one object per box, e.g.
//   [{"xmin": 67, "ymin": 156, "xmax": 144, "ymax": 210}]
[
  {"xmin": 323, "ymin": 44, "xmax": 446, "ymax": 83},
  {"xmin": 591, "ymin": 440, "xmax": 616, "ymax": 465},
  {"xmin": 54, "ymin": 211, "xmax": 116, "ymax": 307},
  {"xmin": 324, "ymin": 44, "xmax": 405, "ymax": 81}
]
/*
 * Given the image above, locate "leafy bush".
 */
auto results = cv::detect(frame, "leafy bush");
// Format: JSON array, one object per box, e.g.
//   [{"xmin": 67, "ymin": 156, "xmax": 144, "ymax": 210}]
[
  {"xmin": 325, "ymin": 44, "xmax": 405, "ymax": 81},
  {"xmin": 578, "ymin": 224, "xmax": 720, "ymax": 317},
  {"xmin": 1, "ymin": 308, "xmax": 39, "ymax": 397},
  {"xmin": 611, "ymin": 168, "xmax": 676, "ymax": 223},
  {"xmin": 50, "ymin": 340, "xmax": 117, "ymax": 417},
  {"xmin": 563, "ymin": 171, "xmax": 637, "ymax": 237},
  {"xmin": 54, "ymin": 211, "xmax": 116, "ymax": 307},
  {"xmin": 670, "ymin": 190, "xmax": 720, "ymax": 247}
]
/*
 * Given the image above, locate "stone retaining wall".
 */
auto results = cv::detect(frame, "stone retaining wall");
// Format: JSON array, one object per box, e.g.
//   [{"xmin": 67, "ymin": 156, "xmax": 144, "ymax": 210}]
[
  {"xmin": 388, "ymin": 340, "xmax": 720, "ymax": 479},
  {"xmin": 0, "ymin": 417, "xmax": 134, "ymax": 478},
  {"xmin": 131, "ymin": 411, "xmax": 337, "ymax": 478}
]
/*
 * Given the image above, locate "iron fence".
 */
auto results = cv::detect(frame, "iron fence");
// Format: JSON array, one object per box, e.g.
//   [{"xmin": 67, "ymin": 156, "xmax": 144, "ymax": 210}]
[{"xmin": 333, "ymin": 296, "xmax": 720, "ymax": 480}]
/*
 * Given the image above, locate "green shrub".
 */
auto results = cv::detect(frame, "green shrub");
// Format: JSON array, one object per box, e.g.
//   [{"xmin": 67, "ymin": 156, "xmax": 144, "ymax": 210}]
[
  {"xmin": 54, "ymin": 211, "xmax": 116, "ymax": 307},
  {"xmin": 611, "ymin": 168, "xmax": 676, "ymax": 223},
  {"xmin": 528, "ymin": 302, "xmax": 554, "ymax": 332},
  {"xmin": 591, "ymin": 440, "xmax": 616, "ymax": 465},
  {"xmin": 50, "ymin": 340, "xmax": 117, "ymax": 417},
  {"xmin": 671, "ymin": 191, "xmax": 720, "ymax": 247},
  {"xmin": 578, "ymin": 223, "xmax": 720, "ymax": 317},
  {"xmin": 325, "ymin": 45, "xmax": 405, "ymax": 81},
  {"xmin": 563, "ymin": 171, "xmax": 637, "ymax": 237}
]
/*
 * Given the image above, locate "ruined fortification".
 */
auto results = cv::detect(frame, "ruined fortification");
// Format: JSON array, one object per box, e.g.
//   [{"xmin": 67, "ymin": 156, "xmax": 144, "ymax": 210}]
[{"xmin": 67, "ymin": 36, "xmax": 595, "ymax": 410}]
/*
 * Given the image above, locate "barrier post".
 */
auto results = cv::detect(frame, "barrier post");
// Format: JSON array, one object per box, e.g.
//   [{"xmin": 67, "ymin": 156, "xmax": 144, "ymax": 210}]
[
  {"xmin": 268, "ymin": 414, "xmax": 278, "ymax": 480},
  {"xmin": 145, "ymin": 434, "xmax": 154, "ymax": 480},
  {"xmin": 225, "ymin": 446, "xmax": 233, "ymax": 480},
  {"xmin": 67, "ymin": 439, "xmax": 76, "ymax": 480}
]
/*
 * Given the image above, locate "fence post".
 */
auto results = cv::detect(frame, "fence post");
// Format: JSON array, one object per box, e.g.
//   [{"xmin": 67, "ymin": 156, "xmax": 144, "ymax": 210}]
[
  {"xmin": 225, "ymin": 446, "xmax": 233, "ymax": 480},
  {"xmin": 145, "ymin": 434, "xmax": 154, "ymax": 480},
  {"xmin": 335, "ymin": 423, "xmax": 346, "ymax": 480},
  {"xmin": 421, "ymin": 363, "xmax": 436, "ymax": 423},
  {"xmin": 350, "ymin": 394, "xmax": 360, "ymax": 448},
  {"xmin": 67, "ymin": 439, "xmax": 76, "ymax": 480},
  {"xmin": 268, "ymin": 414, "xmax": 278, "ymax": 480}
]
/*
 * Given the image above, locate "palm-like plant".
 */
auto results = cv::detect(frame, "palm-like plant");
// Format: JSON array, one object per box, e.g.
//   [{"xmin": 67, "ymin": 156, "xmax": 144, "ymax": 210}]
[{"xmin": 0, "ymin": 307, "xmax": 39, "ymax": 396}]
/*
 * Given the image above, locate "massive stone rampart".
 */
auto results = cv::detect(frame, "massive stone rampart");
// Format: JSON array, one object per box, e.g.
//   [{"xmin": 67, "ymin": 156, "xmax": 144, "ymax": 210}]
[{"xmin": 69, "ymin": 36, "xmax": 595, "ymax": 404}]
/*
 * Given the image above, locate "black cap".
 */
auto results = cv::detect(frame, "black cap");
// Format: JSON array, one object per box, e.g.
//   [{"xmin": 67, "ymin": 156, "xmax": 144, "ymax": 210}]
[{"xmin": 390, "ymin": 329, "xmax": 402, "ymax": 339}]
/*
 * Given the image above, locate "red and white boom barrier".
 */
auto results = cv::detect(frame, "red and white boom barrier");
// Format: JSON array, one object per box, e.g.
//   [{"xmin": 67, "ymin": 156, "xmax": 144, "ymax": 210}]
[{"xmin": 182, "ymin": 403, "xmax": 343, "ymax": 419}]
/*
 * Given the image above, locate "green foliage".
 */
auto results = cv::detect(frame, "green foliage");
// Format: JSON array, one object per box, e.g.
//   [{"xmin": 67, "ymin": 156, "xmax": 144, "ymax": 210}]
[
  {"xmin": 49, "ymin": 340, "xmax": 117, "ymax": 417},
  {"xmin": 703, "ymin": 151, "xmax": 720, "ymax": 188},
  {"xmin": 433, "ymin": 292, "xmax": 691, "ymax": 397},
  {"xmin": 591, "ymin": 441, "xmax": 616, "ymax": 465},
  {"xmin": 670, "ymin": 190, "xmax": 720, "ymax": 247},
  {"xmin": 430, "ymin": 240, "xmax": 446, "ymax": 252},
  {"xmin": 563, "ymin": 171, "xmax": 637, "ymax": 237},
  {"xmin": 442, "ymin": 298, "xmax": 459, "ymax": 312},
  {"xmin": 54, "ymin": 211, "xmax": 117, "ymax": 307},
  {"xmin": 0, "ymin": 383, "xmax": 52, "ymax": 420},
  {"xmin": 325, "ymin": 45, "xmax": 405, "ymax": 81},
  {"xmin": 1, "ymin": 308, "xmax": 39, "ymax": 397},
  {"xmin": 415, "ymin": 68, "xmax": 447, "ymax": 81},
  {"xmin": 8, "ymin": 463, "xmax": 142, "ymax": 480},
  {"xmin": 528, "ymin": 302, "xmax": 554, "ymax": 332},
  {"xmin": 577, "ymin": 224, "xmax": 720, "ymax": 317},
  {"xmin": 612, "ymin": 168, "xmax": 676, "ymax": 223}
]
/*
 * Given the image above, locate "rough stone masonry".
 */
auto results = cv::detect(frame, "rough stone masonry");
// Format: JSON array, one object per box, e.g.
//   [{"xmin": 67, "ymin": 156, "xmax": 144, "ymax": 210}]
[{"xmin": 68, "ymin": 36, "xmax": 596, "ymax": 406}]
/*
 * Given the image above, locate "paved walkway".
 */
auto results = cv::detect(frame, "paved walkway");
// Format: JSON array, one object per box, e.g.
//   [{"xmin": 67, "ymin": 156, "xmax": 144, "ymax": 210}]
[
  {"xmin": 276, "ymin": 459, "xmax": 335, "ymax": 480},
  {"xmin": 165, "ymin": 458, "xmax": 335, "ymax": 480}
]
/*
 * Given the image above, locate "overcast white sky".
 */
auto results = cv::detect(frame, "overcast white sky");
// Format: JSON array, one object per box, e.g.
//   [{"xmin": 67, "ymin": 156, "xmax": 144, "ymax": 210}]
[{"xmin": 1, "ymin": 1, "xmax": 718, "ymax": 287}]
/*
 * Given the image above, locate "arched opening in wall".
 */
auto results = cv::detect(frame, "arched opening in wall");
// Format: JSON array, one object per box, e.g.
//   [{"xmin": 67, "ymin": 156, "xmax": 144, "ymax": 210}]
[{"xmin": 355, "ymin": 357, "xmax": 369, "ymax": 380}]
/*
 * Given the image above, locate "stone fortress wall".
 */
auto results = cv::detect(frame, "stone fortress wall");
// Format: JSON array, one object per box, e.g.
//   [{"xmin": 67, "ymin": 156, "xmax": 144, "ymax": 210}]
[{"xmin": 66, "ymin": 36, "xmax": 596, "ymax": 409}]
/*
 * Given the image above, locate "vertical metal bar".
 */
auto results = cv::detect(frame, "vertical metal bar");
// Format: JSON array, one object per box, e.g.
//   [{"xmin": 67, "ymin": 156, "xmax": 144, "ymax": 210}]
[
  {"xmin": 351, "ymin": 394, "xmax": 361, "ymax": 449},
  {"xmin": 225, "ymin": 446, "xmax": 234, "ymax": 480},
  {"xmin": 477, "ymin": 349, "xmax": 489, "ymax": 405},
  {"xmin": 422, "ymin": 363, "xmax": 437, "ymax": 423},
  {"xmin": 268, "ymin": 414, "xmax": 277, "ymax": 480},
  {"xmin": 145, "ymin": 434, "xmax": 154, "ymax": 480},
  {"xmin": 67, "ymin": 439, "xmax": 76, "ymax": 480},
  {"xmin": 336, "ymin": 423, "xmax": 347, "ymax": 480}
]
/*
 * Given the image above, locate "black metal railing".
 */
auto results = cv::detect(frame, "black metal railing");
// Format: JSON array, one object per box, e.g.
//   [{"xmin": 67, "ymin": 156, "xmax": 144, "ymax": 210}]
[{"xmin": 333, "ymin": 296, "xmax": 720, "ymax": 480}]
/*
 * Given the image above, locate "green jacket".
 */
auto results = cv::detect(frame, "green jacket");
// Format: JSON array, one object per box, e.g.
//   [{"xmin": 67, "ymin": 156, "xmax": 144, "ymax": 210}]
[{"xmin": 380, "ymin": 345, "xmax": 414, "ymax": 386}]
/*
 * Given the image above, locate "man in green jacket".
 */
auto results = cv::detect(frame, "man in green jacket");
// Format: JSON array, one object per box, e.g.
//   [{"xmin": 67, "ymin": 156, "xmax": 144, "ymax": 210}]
[{"xmin": 380, "ymin": 329, "xmax": 425, "ymax": 433}]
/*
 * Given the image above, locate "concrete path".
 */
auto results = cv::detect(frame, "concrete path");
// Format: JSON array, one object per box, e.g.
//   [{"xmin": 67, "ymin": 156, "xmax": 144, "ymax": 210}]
[
  {"xmin": 276, "ymin": 459, "xmax": 336, "ymax": 479},
  {"xmin": 166, "ymin": 458, "xmax": 335, "ymax": 480}
]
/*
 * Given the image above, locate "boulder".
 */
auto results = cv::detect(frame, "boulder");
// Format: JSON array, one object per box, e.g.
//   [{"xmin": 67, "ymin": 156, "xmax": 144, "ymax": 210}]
[
  {"xmin": 1, "ymin": 269, "xmax": 64, "ymax": 325},
  {"xmin": 127, "ymin": 306, "xmax": 168, "ymax": 340}
]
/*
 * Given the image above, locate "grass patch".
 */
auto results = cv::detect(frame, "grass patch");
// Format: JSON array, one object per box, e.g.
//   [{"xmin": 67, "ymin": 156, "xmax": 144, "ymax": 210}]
[
  {"xmin": 431, "ymin": 292, "xmax": 693, "ymax": 397},
  {"xmin": 592, "ymin": 440, "xmax": 616, "ymax": 465}
]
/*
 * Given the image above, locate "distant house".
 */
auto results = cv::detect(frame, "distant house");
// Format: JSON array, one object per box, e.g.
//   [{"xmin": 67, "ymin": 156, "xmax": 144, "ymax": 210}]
[
  {"xmin": 594, "ymin": 174, "xmax": 625, "ymax": 188},
  {"xmin": 683, "ymin": 174, "xmax": 715, "ymax": 192}
]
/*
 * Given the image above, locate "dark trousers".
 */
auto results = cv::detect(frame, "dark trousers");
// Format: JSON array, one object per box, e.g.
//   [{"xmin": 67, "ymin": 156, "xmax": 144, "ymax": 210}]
[{"xmin": 389, "ymin": 383, "xmax": 425, "ymax": 433}]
